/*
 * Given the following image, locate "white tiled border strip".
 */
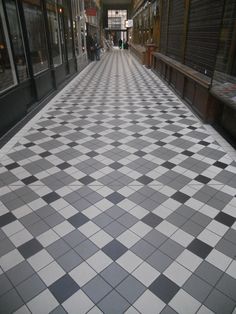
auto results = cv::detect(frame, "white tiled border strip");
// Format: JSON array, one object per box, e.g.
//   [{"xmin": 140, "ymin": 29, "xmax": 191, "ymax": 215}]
[
  {"xmin": 0, "ymin": 62, "xmax": 94, "ymax": 161},
  {"xmin": 204, "ymin": 124, "xmax": 236, "ymax": 161}
]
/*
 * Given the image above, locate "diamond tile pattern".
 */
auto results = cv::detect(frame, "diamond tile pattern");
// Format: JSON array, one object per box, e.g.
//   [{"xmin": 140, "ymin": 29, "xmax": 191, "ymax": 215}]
[{"xmin": 0, "ymin": 50, "xmax": 235, "ymax": 313}]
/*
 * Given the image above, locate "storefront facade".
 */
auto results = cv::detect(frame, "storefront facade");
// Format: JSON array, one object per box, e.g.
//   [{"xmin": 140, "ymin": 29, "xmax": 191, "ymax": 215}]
[{"xmin": 0, "ymin": 0, "xmax": 87, "ymax": 136}]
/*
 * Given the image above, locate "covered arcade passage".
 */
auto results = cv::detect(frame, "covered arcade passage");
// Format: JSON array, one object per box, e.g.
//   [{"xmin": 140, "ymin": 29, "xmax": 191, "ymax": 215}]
[{"xmin": 0, "ymin": 50, "xmax": 236, "ymax": 313}]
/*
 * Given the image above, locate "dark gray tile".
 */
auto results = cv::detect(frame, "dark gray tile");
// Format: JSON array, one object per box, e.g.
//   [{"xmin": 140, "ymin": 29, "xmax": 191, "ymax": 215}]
[
  {"xmin": 161, "ymin": 305, "xmax": 178, "ymax": 314},
  {"xmin": 0, "ymin": 212, "xmax": 16, "ymax": 228},
  {"xmin": 68, "ymin": 212, "xmax": 89, "ymax": 228},
  {"xmin": 171, "ymin": 191, "xmax": 190, "ymax": 203},
  {"xmin": 42, "ymin": 192, "xmax": 60, "ymax": 204},
  {"xmin": 116, "ymin": 275, "xmax": 146, "ymax": 303},
  {"xmin": 142, "ymin": 213, "xmax": 163, "ymax": 228},
  {"xmin": 97, "ymin": 290, "xmax": 130, "ymax": 314},
  {"xmin": 106, "ymin": 192, "xmax": 125, "ymax": 204},
  {"xmin": 49, "ymin": 274, "xmax": 80, "ymax": 303},
  {"xmin": 18, "ymin": 238, "xmax": 43, "ymax": 259},
  {"xmin": 50, "ymin": 305, "xmax": 67, "ymax": 314},
  {"xmin": 187, "ymin": 239, "xmax": 213, "ymax": 259},
  {"xmin": 102, "ymin": 239, "xmax": 128, "ymax": 260},
  {"xmin": 149, "ymin": 274, "xmax": 179, "ymax": 303}
]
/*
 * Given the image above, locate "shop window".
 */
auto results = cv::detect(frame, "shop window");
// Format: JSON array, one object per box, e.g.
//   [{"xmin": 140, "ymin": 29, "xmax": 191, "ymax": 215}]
[
  {"xmin": 5, "ymin": 0, "xmax": 28, "ymax": 82},
  {"xmin": 46, "ymin": 0, "xmax": 62, "ymax": 66},
  {"xmin": 0, "ymin": 1, "xmax": 17, "ymax": 93},
  {"xmin": 211, "ymin": 1, "xmax": 236, "ymax": 105},
  {"xmin": 23, "ymin": 0, "xmax": 49, "ymax": 74},
  {"xmin": 63, "ymin": 0, "xmax": 73, "ymax": 59},
  {"xmin": 71, "ymin": 0, "xmax": 79, "ymax": 56}
]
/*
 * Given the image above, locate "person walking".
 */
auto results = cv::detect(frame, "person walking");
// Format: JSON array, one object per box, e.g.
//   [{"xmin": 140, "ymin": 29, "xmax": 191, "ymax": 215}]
[
  {"xmin": 94, "ymin": 34, "xmax": 101, "ymax": 61},
  {"xmin": 86, "ymin": 33, "xmax": 95, "ymax": 61}
]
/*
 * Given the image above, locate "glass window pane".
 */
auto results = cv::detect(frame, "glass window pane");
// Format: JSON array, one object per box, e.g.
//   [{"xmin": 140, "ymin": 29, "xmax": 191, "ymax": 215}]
[
  {"xmin": 23, "ymin": 0, "xmax": 49, "ymax": 74},
  {"xmin": 5, "ymin": 0, "xmax": 28, "ymax": 82},
  {"xmin": 46, "ymin": 0, "xmax": 62, "ymax": 66},
  {"xmin": 0, "ymin": 2, "xmax": 17, "ymax": 93},
  {"xmin": 63, "ymin": 0, "xmax": 73, "ymax": 59}
]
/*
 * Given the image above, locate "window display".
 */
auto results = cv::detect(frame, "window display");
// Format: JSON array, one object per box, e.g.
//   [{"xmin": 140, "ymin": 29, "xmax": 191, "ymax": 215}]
[
  {"xmin": 23, "ymin": 0, "xmax": 49, "ymax": 74},
  {"xmin": 0, "ymin": 1, "xmax": 17, "ymax": 92}
]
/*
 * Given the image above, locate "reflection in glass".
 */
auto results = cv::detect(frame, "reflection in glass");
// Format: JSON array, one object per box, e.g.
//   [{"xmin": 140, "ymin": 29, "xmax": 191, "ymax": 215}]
[
  {"xmin": 63, "ymin": 0, "xmax": 73, "ymax": 59},
  {"xmin": 5, "ymin": 0, "xmax": 28, "ymax": 82},
  {"xmin": 23, "ymin": 0, "xmax": 48, "ymax": 74},
  {"xmin": 211, "ymin": 1, "xmax": 236, "ymax": 105},
  {"xmin": 71, "ymin": 0, "xmax": 79, "ymax": 56},
  {"xmin": 0, "ymin": 3, "xmax": 16, "ymax": 93},
  {"xmin": 46, "ymin": 0, "xmax": 62, "ymax": 66}
]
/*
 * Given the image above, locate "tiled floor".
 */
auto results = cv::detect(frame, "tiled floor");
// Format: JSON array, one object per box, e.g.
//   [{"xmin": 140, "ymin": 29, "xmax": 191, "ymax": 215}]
[{"xmin": 0, "ymin": 50, "xmax": 236, "ymax": 314}]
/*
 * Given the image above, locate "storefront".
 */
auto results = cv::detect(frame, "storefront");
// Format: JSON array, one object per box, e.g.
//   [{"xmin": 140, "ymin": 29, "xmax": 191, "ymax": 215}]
[{"xmin": 0, "ymin": 0, "xmax": 87, "ymax": 136}]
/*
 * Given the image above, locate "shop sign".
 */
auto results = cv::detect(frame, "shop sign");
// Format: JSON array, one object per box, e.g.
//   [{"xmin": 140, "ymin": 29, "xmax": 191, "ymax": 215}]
[{"xmin": 86, "ymin": 8, "xmax": 97, "ymax": 16}]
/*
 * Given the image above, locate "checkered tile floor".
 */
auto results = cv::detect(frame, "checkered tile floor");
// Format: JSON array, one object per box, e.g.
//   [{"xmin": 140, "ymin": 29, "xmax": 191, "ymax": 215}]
[{"xmin": 0, "ymin": 50, "xmax": 236, "ymax": 314}]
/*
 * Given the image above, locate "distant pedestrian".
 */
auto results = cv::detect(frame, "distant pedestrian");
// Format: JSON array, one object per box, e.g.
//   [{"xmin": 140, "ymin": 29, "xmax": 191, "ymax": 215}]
[
  {"xmin": 86, "ymin": 33, "xmax": 95, "ymax": 61},
  {"xmin": 94, "ymin": 34, "xmax": 101, "ymax": 61},
  {"xmin": 118, "ymin": 39, "xmax": 123, "ymax": 49}
]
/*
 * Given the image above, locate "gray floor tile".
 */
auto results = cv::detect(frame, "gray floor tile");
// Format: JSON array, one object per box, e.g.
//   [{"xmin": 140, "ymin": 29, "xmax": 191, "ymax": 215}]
[
  {"xmin": 82, "ymin": 275, "xmax": 113, "ymax": 303},
  {"xmin": 204, "ymin": 289, "xmax": 235, "ymax": 314},
  {"xmin": 183, "ymin": 274, "xmax": 212, "ymax": 302},
  {"xmin": 6, "ymin": 261, "xmax": 35, "ymax": 286},
  {"xmin": 159, "ymin": 239, "xmax": 185, "ymax": 259},
  {"xmin": 116, "ymin": 275, "xmax": 146, "ymax": 303},
  {"xmin": 97, "ymin": 290, "xmax": 130, "ymax": 314},
  {"xmin": 0, "ymin": 288, "xmax": 23, "ymax": 314},
  {"xmin": 75, "ymin": 239, "xmax": 99, "ymax": 260},
  {"xmin": 195, "ymin": 261, "xmax": 223, "ymax": 286},
  {"xmin": 100, "ymin": 262, "xmax": 129, "ymax": 287},
  {"xmin": 57, "ymin": 250, "xmax": 83, "ymax": 272},
  {"xmin": 0, "ymin": 49, "xmax": 235, "ymax": 313},
  {"xmin": 216, "ymin": 273, "xmax": 236, "ymax": 301},
  {"xmin": 0, "ymin": 274, "xmax": 13, "ymax": 296},
  {"xmin": 16, "ymin": 273, "xmax": 46, "ymax": 302},
  {"xmin": 147, "ymin": 250, "xmax": 173, "ymax": 272}
]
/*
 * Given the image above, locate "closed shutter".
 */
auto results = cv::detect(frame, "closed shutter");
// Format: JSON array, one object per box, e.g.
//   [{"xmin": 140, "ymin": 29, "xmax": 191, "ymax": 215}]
[
  {"xmin": 160, "ymin": 0, "xmax": 168, "ymax": 53},
  {"xmin": 185, "ymin": 0, "xmax": 223, "ymax": 77},
  {"xmin": 214, "ymin": 0, "xmax": 236, "ymax": 76},
  {"xmin": 167, "ymin": 0, "xmax": 185, "ymax": 62}
]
